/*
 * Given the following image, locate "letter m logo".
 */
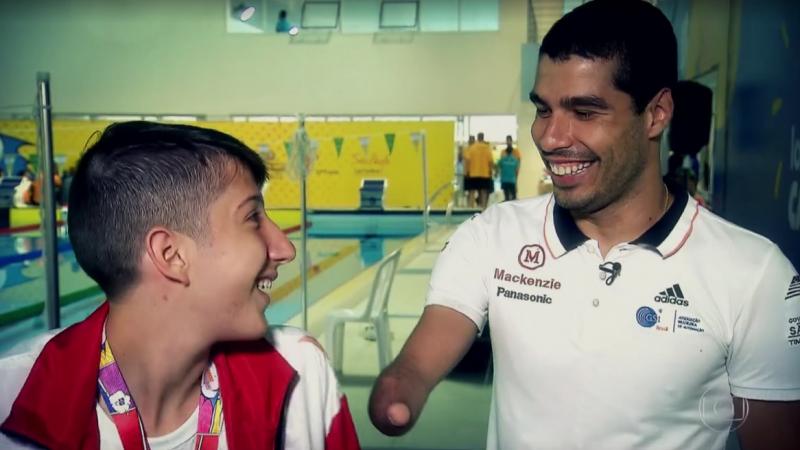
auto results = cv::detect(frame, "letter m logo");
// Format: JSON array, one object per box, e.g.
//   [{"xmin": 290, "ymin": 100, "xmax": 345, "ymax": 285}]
[{"xmin": 518, "ymin": 244, "xmax": 546, "ymax": 271}]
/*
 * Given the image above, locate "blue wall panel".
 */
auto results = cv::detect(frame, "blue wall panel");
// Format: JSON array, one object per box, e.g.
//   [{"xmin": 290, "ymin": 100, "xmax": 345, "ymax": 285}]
[{"xmin": 726, "ymin": 0, "xmax": 799, "ymax": 267}]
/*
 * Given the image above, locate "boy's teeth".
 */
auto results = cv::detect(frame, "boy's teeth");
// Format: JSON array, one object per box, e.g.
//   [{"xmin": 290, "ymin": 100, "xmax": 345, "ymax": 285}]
[
  {"xmin": 257, "ymin": 279, "xmax": 272, "ymax": 294},
  {"xmin": 550, "ymin": 161, "xmax": 591, "ymax": 176}
]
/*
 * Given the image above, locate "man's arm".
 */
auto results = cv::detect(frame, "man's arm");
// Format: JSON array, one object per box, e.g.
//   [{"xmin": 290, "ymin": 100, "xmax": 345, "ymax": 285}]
[
  {"xmin": 368, "ymin": 305, "xmax": 478, "ymax": 436},
  {"xmin": 733, "ymin": 398, "xmax": 800, "ymax": 450}
]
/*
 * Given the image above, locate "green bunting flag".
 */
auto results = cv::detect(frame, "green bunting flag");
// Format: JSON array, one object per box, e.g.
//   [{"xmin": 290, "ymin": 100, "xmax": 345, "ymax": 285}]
[
  {"xmin": 28, "ymin": 154, "xmax": 39, "ymax": 172},
  {"xmin": 284, "ymin": 141, "xmax": 293, "ymax": 159},
  {"xmin": 384, "ymin": 133, "xmax": 395, "ymax": 155},
  {"xmin": 334, "ymin": 137, "xmax": 344, "ymax": 158}
]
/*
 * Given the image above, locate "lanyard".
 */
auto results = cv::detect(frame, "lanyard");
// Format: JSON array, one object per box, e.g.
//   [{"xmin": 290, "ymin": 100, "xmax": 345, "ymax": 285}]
[{"xmin": 97, "ymin": 327, "xmax": 224, "ymax": 450}]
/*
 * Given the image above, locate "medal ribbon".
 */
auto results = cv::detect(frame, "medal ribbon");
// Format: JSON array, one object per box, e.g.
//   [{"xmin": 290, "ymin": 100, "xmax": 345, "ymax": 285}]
[{"xmin": 97, "ymin": 326, "xmax": 223, "ymax": 450}]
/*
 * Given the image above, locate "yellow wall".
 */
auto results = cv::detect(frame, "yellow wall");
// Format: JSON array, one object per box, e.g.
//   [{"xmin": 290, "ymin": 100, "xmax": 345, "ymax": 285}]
[{"xmin": 0, "ymin": 119, "xmax": 454, "ymax": 210}]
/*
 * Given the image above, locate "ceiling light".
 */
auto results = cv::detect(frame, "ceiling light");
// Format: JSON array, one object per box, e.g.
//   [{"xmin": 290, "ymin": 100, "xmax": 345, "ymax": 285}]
[{"xmin": 233, "ymin": 3, "xmax": 256, "ymax": 22}]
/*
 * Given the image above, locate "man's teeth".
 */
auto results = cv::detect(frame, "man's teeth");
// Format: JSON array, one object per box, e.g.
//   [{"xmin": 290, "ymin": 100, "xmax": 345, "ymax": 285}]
[
  {"xmin": 257, "ymin": 279, "xmax": 272, "ymax": 294},
  {"xmin": 549, "ymin": 162, "xmax": 591, "ymax": 176}
]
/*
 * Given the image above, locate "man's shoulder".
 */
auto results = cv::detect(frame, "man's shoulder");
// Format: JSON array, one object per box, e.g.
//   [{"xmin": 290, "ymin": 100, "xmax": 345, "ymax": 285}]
[{"xmin": 693, "ymin": 206, "xmax": 785, "ymax": 258}]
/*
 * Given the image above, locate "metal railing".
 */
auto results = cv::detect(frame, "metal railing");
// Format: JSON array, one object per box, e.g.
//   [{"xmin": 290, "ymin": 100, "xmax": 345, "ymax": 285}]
[
  {"xmin": 35, "ymin": 72, "xmax": 61, "ymax": 330},
  {"xmin": 424, "ymin": 181, "xmax": 454, "ymax": 243}
]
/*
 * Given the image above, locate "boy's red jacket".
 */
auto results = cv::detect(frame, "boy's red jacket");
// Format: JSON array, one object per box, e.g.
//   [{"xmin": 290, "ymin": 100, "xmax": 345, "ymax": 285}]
[{"xmin": 1, "ymin": 302, "xmax": 360, "ymax": 450}]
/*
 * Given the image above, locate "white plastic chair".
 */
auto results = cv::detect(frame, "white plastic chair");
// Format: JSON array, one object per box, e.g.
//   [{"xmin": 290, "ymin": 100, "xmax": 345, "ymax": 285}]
[{"xmin": 325, "ymin": 249, "xmax": 402, "ymax": 373}]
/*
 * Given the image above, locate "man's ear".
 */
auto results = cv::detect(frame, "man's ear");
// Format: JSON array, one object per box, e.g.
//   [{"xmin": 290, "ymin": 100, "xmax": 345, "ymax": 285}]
[
  {"xmin": 144, "ymin": 228, "xmax": 190, "ymax": 285},
  {"xmin": 645, "ymin": 87, "xmax": 674, "ymax": 140}
]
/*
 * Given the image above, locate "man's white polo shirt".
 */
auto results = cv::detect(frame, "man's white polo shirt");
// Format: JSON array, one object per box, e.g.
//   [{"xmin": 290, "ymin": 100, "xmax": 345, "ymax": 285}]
[{"xmin": 427, "ymin": 187, "xmax": 800, "ymax": 450}]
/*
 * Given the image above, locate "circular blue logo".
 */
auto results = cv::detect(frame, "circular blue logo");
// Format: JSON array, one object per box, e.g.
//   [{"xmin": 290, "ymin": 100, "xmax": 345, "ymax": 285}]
[{"xmin": 636, "ymin": 306, "xmax": 658, "ymax": 328}]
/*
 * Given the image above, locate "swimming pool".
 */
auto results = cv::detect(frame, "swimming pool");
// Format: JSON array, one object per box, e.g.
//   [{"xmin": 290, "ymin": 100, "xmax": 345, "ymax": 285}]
[{"xmin": 0, "ymin": 212, "xmax": 431, "ymax": 354}]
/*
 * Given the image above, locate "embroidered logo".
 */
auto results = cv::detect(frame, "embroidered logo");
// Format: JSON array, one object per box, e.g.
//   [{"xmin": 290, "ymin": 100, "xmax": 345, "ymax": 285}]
[
  {"xmin": 518, "ymin": 244, "xmax": 546, "ymax": 271},
  {"xmin": 786, "ymin": 275, "xmax": 800, "ymax": 301},
  {"xmin": 654, "ymin": 283, "xmax": 690, "ymax": 307}
]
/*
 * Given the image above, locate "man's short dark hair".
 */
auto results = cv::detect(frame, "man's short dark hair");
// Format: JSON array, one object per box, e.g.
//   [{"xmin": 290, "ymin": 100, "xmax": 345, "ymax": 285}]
[
  {"xmin": 68, "ymin": 121, "xmax": 267, "ymax": 298},
  {"xmin": 540, "ymin": 0, "xmax": 677, "ymax": 114}
]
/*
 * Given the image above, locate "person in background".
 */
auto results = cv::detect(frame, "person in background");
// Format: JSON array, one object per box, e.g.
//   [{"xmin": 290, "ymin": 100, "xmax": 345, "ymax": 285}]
[
  {"xmin": 13, "ymin": 170, "xmax": 32, "ymax": 208},
  {"xmin": 276, "ymin": 10, "xmax": 293, "ymax": 33},
  {"xmin": 497, "ymin": 141, "xmax": 520, "ymax": 201},
  {"xmin": 59, "ymin": 167, "xmax": 74, "ymax": 207},
  {"xmin": 462, "ymin": 135, "xmax": 477, "ymax": 208},
  {"xmin": 505, "ymin": 135, "xmax": 521, "ymax": 161},
  {"xmin": 0, "ymin": 121, "xmax": 361, "ymax": 449},
  {"xmin": 30, "ymin": 170, "xmax": 61, "ymax": 206},
  {"xmin": 464, "ymin": 132, "xmax": 494, "ymax": 210}
]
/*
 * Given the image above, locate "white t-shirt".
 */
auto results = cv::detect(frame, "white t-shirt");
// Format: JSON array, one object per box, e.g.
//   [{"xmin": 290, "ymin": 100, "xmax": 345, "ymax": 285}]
[
  {"xmin": 97, "ymin": 405, "xmax": 228, "ymax": 450},
  {"xmin": 427, "ymin": 192, "xmax": 800, "ymax": 450}
]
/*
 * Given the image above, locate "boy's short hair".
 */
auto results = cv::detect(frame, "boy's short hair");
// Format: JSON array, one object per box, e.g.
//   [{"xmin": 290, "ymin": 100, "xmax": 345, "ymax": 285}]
[
  {"xmin": 540, "ymin": 0, "xmax": 678, "ymax": 114},
  {"xmin": 68, "ymin": 121, "xmax": 267, "ymax": 298}
]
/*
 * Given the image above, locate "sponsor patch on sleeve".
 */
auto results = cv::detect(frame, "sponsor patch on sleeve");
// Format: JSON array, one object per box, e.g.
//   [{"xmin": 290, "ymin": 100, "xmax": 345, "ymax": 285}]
[
  {"xmin": 786, "ymin": 274, "xmax": 800, "ymax": 347},
  {"xmin": 786, "ymin": 275, "xmax": 800, "ymax": 301}
]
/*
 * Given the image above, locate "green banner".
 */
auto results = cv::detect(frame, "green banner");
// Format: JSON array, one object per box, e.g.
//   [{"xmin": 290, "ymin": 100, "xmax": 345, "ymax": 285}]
[
  {"xmin": 384, "ymin": 133, "xmax": 395, "ymax": 155},
  {"xmin": 334, "ymin": 137, "xmax": 344, "ymax": 158}
]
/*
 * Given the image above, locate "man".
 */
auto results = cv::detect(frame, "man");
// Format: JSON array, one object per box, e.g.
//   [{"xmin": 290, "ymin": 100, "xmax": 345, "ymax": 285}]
[
  {"xmin": 0, "ymin": 122, "xmax": 360, "ymax": 449},
  {"xmin": 368, "ymin": 1, "xmax": 799, "ymax": 449},
  {"xmin": 461, "ymin": 135, "xmax": 476, "ymax": 207},
  {"xmin": 276, "ymin": 10, "xmax": 293, "ymax": 33},
  {"xmin": 464, "ymin": 132, "xmax": 494, "ymax": 210},
  {"xmin": 505, "ymin": 134, "xmax": 522, "ymax": 161},
  {"xmin": 498, "ymin": 135, "xmax": 521, "ymax": 201},
  {"xmin": 497, "ymin": 143, "xmax": 520, "ymax": 201}
]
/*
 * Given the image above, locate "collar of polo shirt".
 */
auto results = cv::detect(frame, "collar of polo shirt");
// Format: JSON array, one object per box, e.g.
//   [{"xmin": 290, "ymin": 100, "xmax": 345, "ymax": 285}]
[{"xmin": 544, "ymin": 182, "xmax": 698, "ymax": 259}]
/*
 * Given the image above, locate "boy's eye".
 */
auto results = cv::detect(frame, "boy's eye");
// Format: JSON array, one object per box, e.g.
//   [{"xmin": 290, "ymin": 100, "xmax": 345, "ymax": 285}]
[{"xmin": 248, "ymin": 210, "xmax": 262, "ymax": 225}]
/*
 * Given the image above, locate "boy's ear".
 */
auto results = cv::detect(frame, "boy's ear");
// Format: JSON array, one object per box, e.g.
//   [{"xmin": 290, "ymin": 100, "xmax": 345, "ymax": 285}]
[{"xmin": 145, "ymin": 228, "xmax": 190, "ymax": 285}]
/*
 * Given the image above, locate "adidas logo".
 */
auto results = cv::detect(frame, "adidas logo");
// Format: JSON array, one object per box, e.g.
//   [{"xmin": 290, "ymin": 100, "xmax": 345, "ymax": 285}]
[
  {"xmin": 654, "ymin": 283, "xmax": 690, "ymax": 307},
  {"xmin": 787, "ymin": 275, "xmax": 800, "ymax": 301}
]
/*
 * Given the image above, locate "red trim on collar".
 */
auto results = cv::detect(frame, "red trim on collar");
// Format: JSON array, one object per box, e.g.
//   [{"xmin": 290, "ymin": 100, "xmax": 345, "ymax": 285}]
[
  {"xmin": 661, "ymin": 203, "xmax": 700, "ymax": 259},
  {"xmin": 1, "ymin": 302, "xmax": 297, "ymax": 450},
  {"xmin": 542, "ymin": 195, "xmax": 558, "ymax": 259}
]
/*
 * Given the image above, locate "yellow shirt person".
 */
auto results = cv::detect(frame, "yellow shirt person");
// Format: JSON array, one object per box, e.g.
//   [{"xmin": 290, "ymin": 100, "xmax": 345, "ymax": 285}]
[{"xmin": 466, "ymin": 141, "xmax": 493, "ymax": 178}]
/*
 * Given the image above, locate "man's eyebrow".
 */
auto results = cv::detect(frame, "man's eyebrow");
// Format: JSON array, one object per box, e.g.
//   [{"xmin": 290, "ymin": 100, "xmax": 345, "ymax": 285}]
[
  {"xmin": 529, "ymin": 92, "xmax": 547, "ymax": 105},
  {"xmin": 561, "ymin": 96, "xmax": 610, "ymax": 110}
]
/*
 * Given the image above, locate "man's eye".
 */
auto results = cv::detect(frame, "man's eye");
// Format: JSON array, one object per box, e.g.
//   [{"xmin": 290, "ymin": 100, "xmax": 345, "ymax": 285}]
[
  {"xmin": 535, "ymin": 108, "xmax": 551, "ymax": 118},
  {"xmin": 575, "ymin": 110, "xmax": 595, "ymax": 120}
]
